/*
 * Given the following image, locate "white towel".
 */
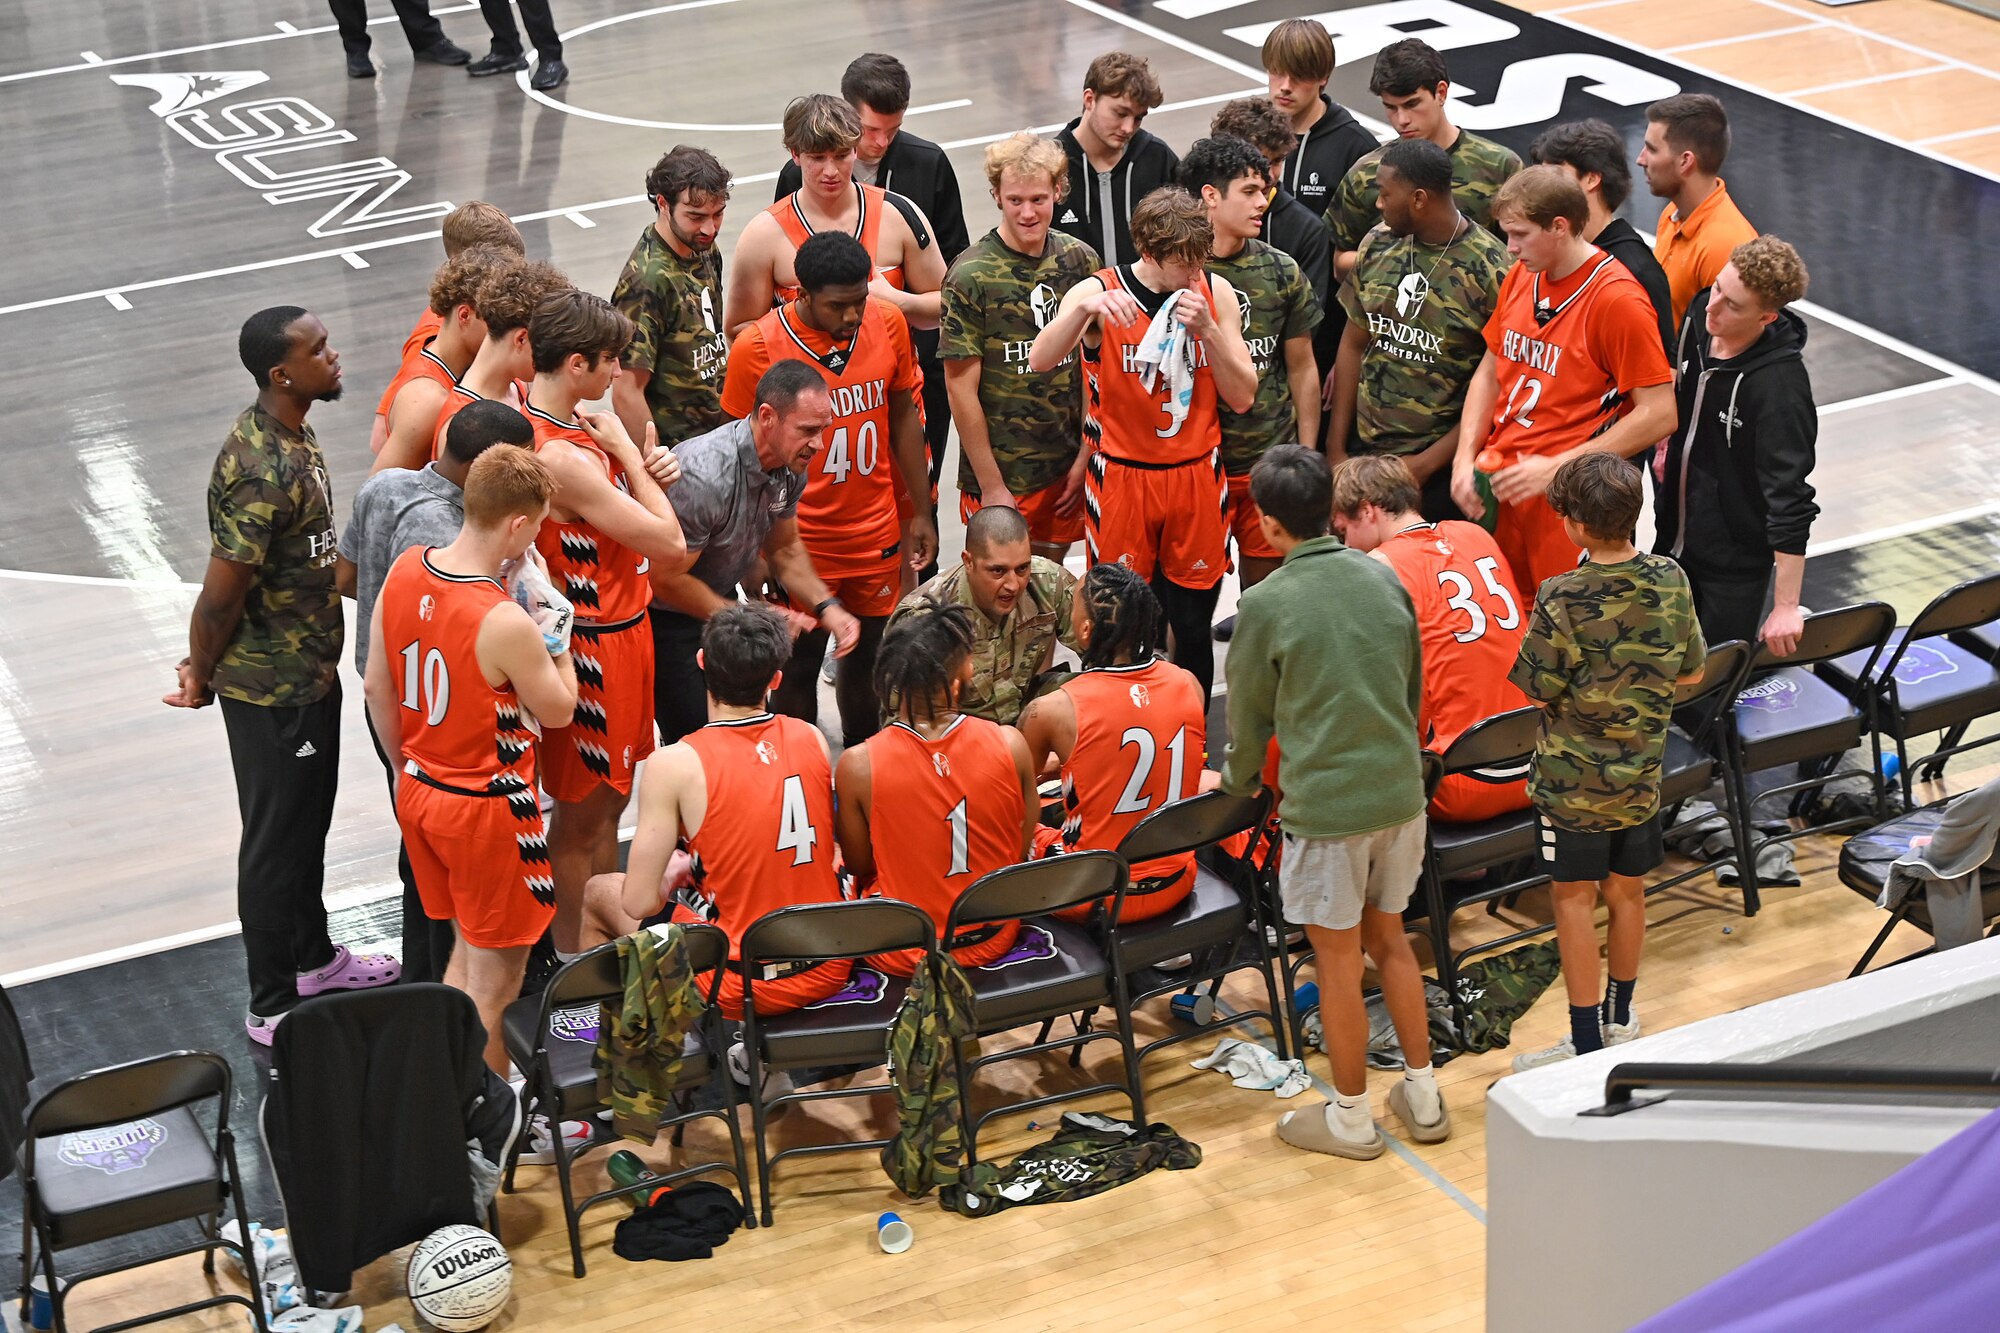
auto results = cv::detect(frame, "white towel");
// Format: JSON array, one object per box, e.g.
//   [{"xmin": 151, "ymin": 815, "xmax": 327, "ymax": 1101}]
[{"xmin": 1130, "ymin": 296, "xmax": 1195, "ymax": 435}]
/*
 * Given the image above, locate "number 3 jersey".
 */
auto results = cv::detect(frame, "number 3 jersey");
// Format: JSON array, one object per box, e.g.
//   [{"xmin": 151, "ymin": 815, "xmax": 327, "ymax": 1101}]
[
  {"xmin": 1081, "ymin": 266, "xmax": 1222, "ymax": 466},
  {"xmin": 720, "ymin": 296, "xmax": 923, "ymax": 566}
]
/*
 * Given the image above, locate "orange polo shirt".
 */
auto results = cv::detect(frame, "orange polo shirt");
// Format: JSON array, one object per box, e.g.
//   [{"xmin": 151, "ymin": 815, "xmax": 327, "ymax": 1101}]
[{"xmin": 1653, "ymin": 178, "xmax": 1757, "ymax": 331}]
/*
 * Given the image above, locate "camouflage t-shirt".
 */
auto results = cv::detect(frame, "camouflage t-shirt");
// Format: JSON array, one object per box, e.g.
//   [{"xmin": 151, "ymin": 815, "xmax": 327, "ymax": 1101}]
[
  {"xmin": 207, "ymin": 405, "xmax": 343, "ymax": 708},
  {"xmin": 1210, "ymin": 239, "xmax": 1322, "ymax": 475},
  {"xmin": 611, "ymin": 224, "xmax": 729, "ymax": 446},
  {"xmin": 1338, "ymin": 219, "xmax": 1511, "ymax": 455},
  {"xmin": 889, "ymin": 556, "xmax": 1080, "ymax": 726},
  {"xmin": 1324, "ymin": 130, "xmax": 1524, "ymax": 253},
  {"xmin": 1508, "ymin": 554, "xmax": 1707, "ymax": 832},
  {"xmin": 939, "ymin": 228, "xmax": 1101, "ymax": 498}
]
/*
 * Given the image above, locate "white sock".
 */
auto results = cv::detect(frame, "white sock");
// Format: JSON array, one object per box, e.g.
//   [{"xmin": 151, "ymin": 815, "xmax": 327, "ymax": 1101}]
[
  {"xmin": 1403, "ymin": 1064, "xmax": 1443, "ymax": 1124},
  {"xmin": 553, "ymin": 948, "xmax": 581, "ymax": 963},
  {"xmin": 1326, "ymin": 1091, "xmax": 1373, "ymax": 1142}
]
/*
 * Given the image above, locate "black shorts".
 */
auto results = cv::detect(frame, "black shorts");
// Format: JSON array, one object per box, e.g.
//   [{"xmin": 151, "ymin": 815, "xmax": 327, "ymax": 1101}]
[{"xmin": 1539, "ymin": 812, "xmax": 1663, "ymax": 881}]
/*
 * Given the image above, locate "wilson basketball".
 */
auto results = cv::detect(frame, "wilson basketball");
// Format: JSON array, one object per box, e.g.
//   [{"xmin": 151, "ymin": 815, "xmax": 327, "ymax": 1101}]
[{"xmin": 407, "ymin": 1224, "xmax": 511, "ymax": 1332}]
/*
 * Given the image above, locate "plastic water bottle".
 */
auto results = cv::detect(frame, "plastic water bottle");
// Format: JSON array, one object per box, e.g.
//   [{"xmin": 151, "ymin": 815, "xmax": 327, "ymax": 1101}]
[
  {"xmin": 606, "ymin": 1150, "xmax": 671, "ymax": 1209},
  {"xmin": 1880, "ymin": 752, "xmax": 1902, "ymax": 781}
]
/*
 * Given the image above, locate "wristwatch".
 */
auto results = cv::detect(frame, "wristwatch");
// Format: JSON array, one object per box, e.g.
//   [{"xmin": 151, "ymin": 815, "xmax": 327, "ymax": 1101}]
[{"xmin": 812, "ymin": 596, "xmax": 843, "ymax": 620}]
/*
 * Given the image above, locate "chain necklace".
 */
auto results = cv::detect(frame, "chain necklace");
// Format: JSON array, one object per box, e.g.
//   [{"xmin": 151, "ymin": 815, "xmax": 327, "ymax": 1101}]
[{"xmin": 1397, "ymin": 213, "xmax": 1469, "ymax": 314}]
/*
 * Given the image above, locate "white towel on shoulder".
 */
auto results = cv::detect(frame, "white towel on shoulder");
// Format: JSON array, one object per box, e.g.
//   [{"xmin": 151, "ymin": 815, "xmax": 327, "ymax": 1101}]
[{"xmin": 1130, "ymin": 295, "xmax": 1195, "ymax": 435}]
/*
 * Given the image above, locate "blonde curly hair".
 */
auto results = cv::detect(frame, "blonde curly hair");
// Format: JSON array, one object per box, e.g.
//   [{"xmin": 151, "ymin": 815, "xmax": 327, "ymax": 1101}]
[{"xmin": 1729, "ymin": 235, "xmax": 1808, "ymax": 311}]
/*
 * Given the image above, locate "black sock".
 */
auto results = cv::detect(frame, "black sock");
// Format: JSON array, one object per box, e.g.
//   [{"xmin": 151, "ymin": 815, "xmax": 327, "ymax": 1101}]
[
  {"xmin": 1570, "ymin": 1004, "xmax": 1604, "ymax": 1054},
  {"xmin": 1604, "ymin": 976, "xmax": 1635, "ymax": 1028}
]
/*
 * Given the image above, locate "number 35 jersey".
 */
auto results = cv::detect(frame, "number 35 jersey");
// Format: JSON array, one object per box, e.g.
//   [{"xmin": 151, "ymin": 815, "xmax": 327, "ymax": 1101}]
[{"xmin": 720, "ymin": 296, "xmax": 923, "ymax": 564}]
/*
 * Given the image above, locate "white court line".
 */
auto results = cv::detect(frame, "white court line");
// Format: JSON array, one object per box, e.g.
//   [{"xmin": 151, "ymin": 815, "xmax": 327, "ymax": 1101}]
[
  {"xmin": 1751, "ymin": 0, "xmax": 2000, "ymax": 84},
  {"xmin": 1788, "ymin": 65, "xmax": 1951, "ymax": 98},
  {"xmin": 340, "ymin": 251, "xmax": 369, "ymax": 269},
  {"xmin": 275, "ymin": 19, "xmax": 299, "ymax": 34},
  {"xmin": 1817, "ymin": 377, "xmax": 1962, "ymax": 416},
  {"xmin": 0, "ymin": 567, "xmax": 198, "ymax": 590},
  {"xmin": 1809, "ymin": 502, "xmax": 2000, "ymax": 558},
  {"xmin": 1662, "ymin": 23, "xmax": 1821, "ymax": 55},
  {"xmin": 0, "ymin": 2, "xmax": 481, "ymax": 84},
  {"xmin": 1922, "ymin": 123, "xmax": 2000, "ymax": 145},
  {"xmin": 1545, "ymin": 0, "xmax": 1652, "ymax": 13},
  {"xmin": 104, "ymin": 292, "xmax": 132, "ymax": 311},
  {"xmin": 565, "ymin": 211, "xmax": 598, "ymax": 228}
]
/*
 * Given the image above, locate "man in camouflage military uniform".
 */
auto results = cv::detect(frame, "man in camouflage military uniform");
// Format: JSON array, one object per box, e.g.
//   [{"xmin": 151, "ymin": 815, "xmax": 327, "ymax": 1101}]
[
  {"xmin": 610, "ymin": 145, "xmax": 732, "ymax": 449},
  {"xmin": 941, "ymin": 131, "xmax": 1102, "ymax": 562},
  {"xmin": 1329, "ymin": 137, "xmax": 1510, "ymax": 522},
  {"xmin": 888, "ymin": 506, "xmax": 1079, "ymax": 726},
  {"xmin": 1324, "ymin": 39, "xmax": 1522, "ymax": 280},
  {"xmin": 1181, "ymin": 135, "xmax": 1321, "ymax": 597},
  {"xmin": 1506, "ymin": 454, "xmax": 1705, "ymax": 1071},
  {"xmin": 166, "ymin": 306, "xmax": 401, "ymax": 1045}
]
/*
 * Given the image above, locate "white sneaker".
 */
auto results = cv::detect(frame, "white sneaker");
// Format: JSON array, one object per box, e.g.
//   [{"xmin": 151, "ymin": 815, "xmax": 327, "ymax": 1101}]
[
  {"xmin": 1605, "ymin": 1017, "xmax": 1642, "ymax": 1045},
  {"xmin": 728, "ymin": 1039, "xmax": 794, "ymax": 1102},
  {"xmin": 516, "ymin": 1115, "xmax": 592, "ymax": 1165},
  {"xmin": 1510, "ymin": 1037, "xmax": 1578, "ymax": 1073}
]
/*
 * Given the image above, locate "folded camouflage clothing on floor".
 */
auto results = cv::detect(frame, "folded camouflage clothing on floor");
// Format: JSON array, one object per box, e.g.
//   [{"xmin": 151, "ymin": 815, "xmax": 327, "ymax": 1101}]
[{"xmin": 940, "ymin": 1112, "xmax": 1200, "ymax": 1217}]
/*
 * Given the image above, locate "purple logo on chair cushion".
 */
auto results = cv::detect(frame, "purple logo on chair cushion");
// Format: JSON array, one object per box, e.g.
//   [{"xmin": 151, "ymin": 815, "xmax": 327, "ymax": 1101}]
[
  {"xmin": 1891, "ymin": 643, "xmax": 1960, "ymax": 686},
  {"xmin": 57, "ymin": 1118, "xmax": 167, "ymax": 1175},
  {"xmin": 974, "ymin": 925, "xmax": 1057, "ymax": 972},
  {"xmin": 1736, "ymin": 675, "xmax": 1799, "ymax": 712},
  {"xmin": 803, "ymin": 968, "xmax": 887, "ymax": 1009},
  {"xmin": 549, "ymin": 1004, "xmax": 599, "ymax": 1043}
]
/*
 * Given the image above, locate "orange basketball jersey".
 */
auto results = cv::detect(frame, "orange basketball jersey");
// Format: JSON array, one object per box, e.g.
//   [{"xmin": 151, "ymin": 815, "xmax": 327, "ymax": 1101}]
[
  {"xmin": 681, "ymin": 712, "xmax": 843, "ymax": 954},
  {"xmin": 869, "ymin": 716, "xmax": 1024, "ymax": 944},
  {"xmin": 1061, "ymin": 658, "xmax": 1206, "ymax": 885},
  {"xmin": 377, "ymin": 307, "xmax": 445, "ymax": 417},
  {"xmin": 526, "ymin": 405, "xmax": 651, "ymax": 625},
  {"xmin": 383, "ymin": 338, "xmax": 458, "ymax": 427},
  {"xmin": 768, "ymin": 182, "xmax": 907, "ymax": 301},
  {"xmin": 377, "ymin": 547, "xmax": 539, "ymax": 795},
  {"xmin": 1082, "ymin": 267, "xmax": 1223, "ymax": 467},
  {"xmin": 432, "ymin": 379, "xmax": 530, "ymax": 461},
  {"xmin": 1480, "ymin": 251, "xmax": 1673, "ymax": 465},
  {"xmin": 720, "ymin": 298, "xmax": 920, "ymax": 563}
]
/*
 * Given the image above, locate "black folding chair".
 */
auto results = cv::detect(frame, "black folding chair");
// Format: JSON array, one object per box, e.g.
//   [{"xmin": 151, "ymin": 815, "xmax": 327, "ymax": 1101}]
[
  {"xmin": 1108, "ymin": 789, "xmax": 1285, "ymax": 1124},
  {"xmin": 1836, "ymin": 789, "xmax": 2000, "ymax": 977},
  {"xmin": 1822, "ymin": 574, "xmax": 2000, "ymax": 805},
  {"xmin": 736, "ymin": 899, "xmax": 933, "ymax": 1226},
  {"xmin": 500, "ymin": 923, "xmax": 749, "ymax": 1276},
  {"xmin": 17, "ymin": 1052, "xmax": 266, "ymax": 1333},
  {"xmin": 1647, "ymin": 639, "xmax": 1756, "ymax": 901},
  {"xmin": 941, "ymin": 851, "xmax": 1135, "ymax": 1164},
  {"xmin": 0, "ymin": 979, "xmax": 28, "ymax": 1187},
  {"xmin": 1721, "ymin": 602, "xmax": 1896, "ymax": 910}
]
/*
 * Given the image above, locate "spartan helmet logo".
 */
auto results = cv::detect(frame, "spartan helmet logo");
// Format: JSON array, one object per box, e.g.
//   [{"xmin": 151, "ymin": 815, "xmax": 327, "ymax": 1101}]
[
  {"xmin": 418, "ymin": 594, "xmax": 436, "ymax": 622},
  {"xmin": 932, "ymin": 751, "xmax": 952, "ymax": 778},
  {"xmin": 1396, "ymin": 272, "xmax": 1431, "ymax": 319},
  {"xmin": 1129, "ymin": 683, "xmax": 1151, "ymax": 709},
  {"xmin": 1029, "ymin": 282, "xmax": 1058, "ymax": 329},
  {"xmin": 699, "ymin": 287, "xmax": 718, "ymax": 335},
  {"xmin": 1238, "ymin": 293, "xmax": 1253, "ymax": 333},
  {"xmin": 756, "ymin": 740, "xmax": 777, "ymax": 766}
]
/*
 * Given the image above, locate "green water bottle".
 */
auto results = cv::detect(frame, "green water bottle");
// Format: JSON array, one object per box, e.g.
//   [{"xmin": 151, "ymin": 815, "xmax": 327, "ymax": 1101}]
[{"xmin": 606, "ymin": 1150, "xmax": 672, "ymax": 1209}]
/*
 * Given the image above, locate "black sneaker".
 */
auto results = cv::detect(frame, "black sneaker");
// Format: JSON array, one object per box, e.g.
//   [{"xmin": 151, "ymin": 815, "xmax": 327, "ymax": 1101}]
[
  {"xmin": 412, "ymin": 38, "xmax": 472, "ymax": 66},
  {"xmin": 529, "ymin": 58, "xmax": 569, "ymax": 90},
  {"xmin": 346, "ymin": 53, "xmax": 376, "ymax": 78},
  {"xmin": 467, "ymin": 50, "xmax": 529, "ymax": 76},
  {"xmin": 1213, "ymin": 615, "xmax": 1236, "ymax": 642}
]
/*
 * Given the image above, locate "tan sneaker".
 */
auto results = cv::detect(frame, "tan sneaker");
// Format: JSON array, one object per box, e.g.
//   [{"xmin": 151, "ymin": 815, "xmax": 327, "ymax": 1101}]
[{"xmin": 1276, "ymin": 1102, "xmax": 1385, "ymax": 1160}]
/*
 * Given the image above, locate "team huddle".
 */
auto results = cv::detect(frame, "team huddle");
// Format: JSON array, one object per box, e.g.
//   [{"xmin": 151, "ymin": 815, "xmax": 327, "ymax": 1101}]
[{"xmin": 180, "ymin": 27, "xmax": 1818, "ymax": 1161}]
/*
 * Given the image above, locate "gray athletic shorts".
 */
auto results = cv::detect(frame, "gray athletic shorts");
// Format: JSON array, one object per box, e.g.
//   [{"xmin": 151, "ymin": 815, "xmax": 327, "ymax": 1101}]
[{"xmin": 1277, "ymin": 814, "xmax": 1428, "ymax": 931}]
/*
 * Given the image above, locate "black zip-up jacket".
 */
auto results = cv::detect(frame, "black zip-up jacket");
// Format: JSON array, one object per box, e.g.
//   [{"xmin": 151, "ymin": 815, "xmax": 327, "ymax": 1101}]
[
  {"xmin": 1278, "ymin": 96, "xmax": 1378, "ymax": 218},
  {"xmin": 1594, "ymin": 216, "xmax": 1674, "ymax": 357},
  {"xmin": 1053, "ymin": 119, "xmax": 1181, "ymax": 267},
  {"xmin": 1260, "ymin": 186, "xmax": 1332, "ymax": 316},
  {"xmin": 775, "ymin": 128, "xmax": 969, "ymax": 263},
  {"xmin": 1654, "ymin": 290, "xmax": 1819, "ymax": 575}
]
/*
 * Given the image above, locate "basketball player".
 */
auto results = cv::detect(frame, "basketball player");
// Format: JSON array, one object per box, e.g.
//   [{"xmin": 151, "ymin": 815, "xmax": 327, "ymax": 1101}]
[
  {"xmin": 1325, "ymin": 39, "xmax": 1522, "ymax": 280},
  {"xmin": 940, "ymin": 131, "xmax": 1102, "ymax": 561},
  {"xmin": 430, "ymin": 259, "xmax": 572, "ymax": 458},
  {"xmin": 1053, "ymin": 53, "xmax": 1181, "ymax": 267},
  {"xmin": 608, "ymin": 603, "xmax": 852, "ymax": 1021},
  {"xmin": 371, "ymin": 202, "xmax": 524, "ymax": 453},
  {"xmin": 1181, "ymin": 135, "xmax": 1321, "ymax": 594},
  {"xmin": 1209, "ymin": 98, "xmax": 1334, "ymax": 364},
  {"xmin": 365, "ymin": 446, "xmax": 578, "ymax": 1074},
  {"xmin": 723, "ymin": 93, "xmax": 946, "ymax": 339},
  {"xmin": 1639, "ymin": 94, "xmax": 1757, "ymax": 329},
  {"xmin": 523, "ymin": 291, "xmax": 688, "ymax": 957},
  {"xmin": 1531, "ymin": 120, "xmax": 1674, "ymax": 356},
  {"xmin": 373, "ymin": 247, "xmax": 508, "ymax": 473},
  {"xmin": 719, "ymin": 232, "xmax": 933, "ymax": 747},
  {"xmin": 1259, "ymin": 18, "xmax": 1377, "ymax": 218},
  {"xmin": 1451, "ymin": 167, "xmax": 1677, "ymax": 603},
  {"xmin": 835, "ymin": 601, "xmax": 1037, "ymax": 975},
  {"xmin": 1018, "ymin": 563, "xmax": 1208, "ymax": 922},
  {"xmin": 1029, "ymin": 187, "xmax": 1257, "ymax": 703},
  {"xmin": 1331, "ymin": 455, "xmax": 1531, "ymax": 823},
  {"xmin": 1328, "ymin": 138, "xmax": 1510, "ymax": 521},
  {"xmin": 611, "ymin": 145, "xmax": 732, "ymax": 448}
]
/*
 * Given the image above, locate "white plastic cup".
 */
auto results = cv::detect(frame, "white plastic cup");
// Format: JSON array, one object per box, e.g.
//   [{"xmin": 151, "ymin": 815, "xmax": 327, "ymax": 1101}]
[{"xmin": 877, "ymin": 1211, "xmax": 914, "ymax": 1254}]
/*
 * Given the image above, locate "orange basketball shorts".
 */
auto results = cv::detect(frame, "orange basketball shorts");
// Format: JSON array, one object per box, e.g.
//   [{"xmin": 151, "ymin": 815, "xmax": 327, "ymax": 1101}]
[
  {"xmin": 398, "ymin": 773, "xmax": 556, "ymax": 950},
  {"xmin": 1084, "ymin": 449, "xmax": 1229, "ymax": 589},
  {"xmin": 960, "ymin": 475, "xmax": 1086, "ymax": 548},
  {"xmin": 540, "ymin": 616, "xmax": 655, "ymax": 805}
]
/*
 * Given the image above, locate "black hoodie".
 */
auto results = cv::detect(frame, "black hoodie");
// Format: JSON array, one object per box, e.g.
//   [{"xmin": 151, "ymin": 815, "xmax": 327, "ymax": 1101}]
[
  {"xmin": 1277, "ymin": 95, "xmax": 1379, "ymax": 217},
  {"xmin": 1053, "ymin": 119, "xmax": 1182, "ymax": 267},
  {"xmin": 1654, "ymin": 289, "xmax": 1819, "ymax": 575}
]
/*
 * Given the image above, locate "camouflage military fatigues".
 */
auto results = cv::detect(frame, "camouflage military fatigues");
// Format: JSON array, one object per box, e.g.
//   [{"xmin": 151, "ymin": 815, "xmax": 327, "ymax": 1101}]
[
  {"xmin": 207, "ymin": 405, "xmax": 342, "ymax": 707},
  {"xmin": 1508, "ymin": 554, "xmax": 1707, "ymax": 832},
  {"xmin": 611, "ymin": 224, "xmax": 729, "ymax": 446},
  {"xmin": 938, "ymin": 229, "xmax": 1101, "ymax": 498},
  {"xmin": 1324, "ymin": 130, "xmax": 1524, "ymax": 253},
  {"xmin": 1211, "ymin": 239, "xmax": 1321, "ymax": 475},
  {"xmin": 890, "ymin": 556, "xmax": 1079, "ymax": 725},
  {"xmin": 1337, "ymin": 220, "xmax": 1511, "ymax": 455}
]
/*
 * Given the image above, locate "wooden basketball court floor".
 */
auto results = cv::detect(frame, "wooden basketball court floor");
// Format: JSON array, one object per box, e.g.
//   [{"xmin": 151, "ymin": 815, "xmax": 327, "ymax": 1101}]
[{"xmin": 4, "ymin": 0, "xmax": 2000, "ymax": 1327}]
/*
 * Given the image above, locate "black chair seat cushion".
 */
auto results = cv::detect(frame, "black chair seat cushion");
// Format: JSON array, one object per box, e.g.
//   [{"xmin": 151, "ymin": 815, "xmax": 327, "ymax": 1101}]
[
  {"xmin": 1951, "ymin": 621, "xmax": 2000, "ymax": 661},
  {"xmin": 502, "ymin": 997, "xmax": 712, "ymax": 1120},
  {"xmin": 964, "ymin": 920, "xmax": 1111, "ymax": 1029},
  {"xmin": 35, "ymin": 1105, "xmax": 224, "ymax": 1248},
  {"xmin": 1825, "ymin": 632, "xmax": 2000, "ymax": 737},
  {"xmin": 1113, "ymin": 866, "xmax": 1248, "ymax": 971},
  {"xmin": 1660, "ymin": 728, "xmax": 1716, "ymax": 806},
  {"xmin": 1837, "ymin": 805, "xmax": 2000, "ymax": 933},
  {"xmin": 1429, "ymin": 806, "xmax": 1537, "ymax": 879},
  {"xmin": 1732, "ymin": 666, "xmax": 1865, "ymax": 770},
  {"xmin": 758, "ymin": 968, "xmax": 907, "ymax": 1070}
]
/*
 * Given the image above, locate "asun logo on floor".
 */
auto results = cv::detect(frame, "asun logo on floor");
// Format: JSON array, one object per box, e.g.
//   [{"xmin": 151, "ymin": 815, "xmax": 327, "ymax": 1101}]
[{"xmin": 112, "ymin": 71, "xmax": 451, "ymax": 238}]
